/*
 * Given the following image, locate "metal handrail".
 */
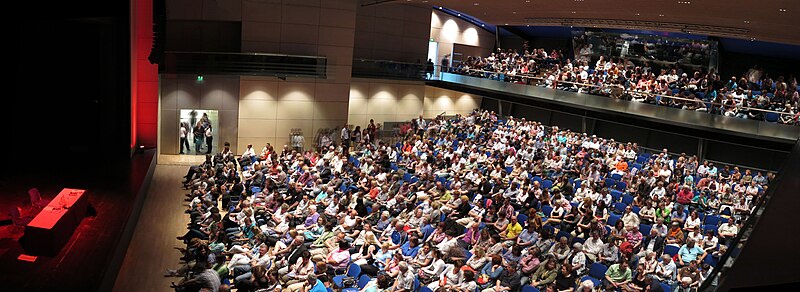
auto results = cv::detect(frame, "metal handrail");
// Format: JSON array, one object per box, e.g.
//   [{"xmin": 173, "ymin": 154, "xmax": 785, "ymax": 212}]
[{"xmin": 440, "ymin": 65, "xmax": 795, "ymax": 117}]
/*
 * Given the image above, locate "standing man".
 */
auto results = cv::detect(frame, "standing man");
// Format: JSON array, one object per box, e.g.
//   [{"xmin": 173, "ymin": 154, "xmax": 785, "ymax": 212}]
[
  {"xmin": 180, "ymin": 122, "xmax": 190, "ymax": 154},
  {"xmin": 413, "ymin": 115, "xmax": 426, "ymax": 137},
  {"xmin": 205, "ymin": 125, "xmax": 214, "ymax": 154},
  {"xmin": 340, "ymin": 123, "xmax": 350, "ymax": 152},
  {"xmin": 193, "ymin": 124, "xmax": 204, "ymax": 154}
]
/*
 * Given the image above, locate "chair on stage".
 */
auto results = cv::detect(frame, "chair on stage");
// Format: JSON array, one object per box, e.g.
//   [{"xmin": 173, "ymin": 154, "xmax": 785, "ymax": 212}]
[
  {"xmin": 8, "ymin": 206, "xmax": 32, "ymax": 233},
  {"xmin": 29, "ymin": 188, "xmax": 50, "ymax": 210}
]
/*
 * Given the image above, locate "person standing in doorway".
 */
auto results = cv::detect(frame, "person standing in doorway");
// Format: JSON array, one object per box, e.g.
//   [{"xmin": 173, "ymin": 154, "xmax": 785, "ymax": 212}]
[
  {"xmin": 340, "ymin": 123, "xmax": 350, "ymax": 152},
  {"xmin": 180, "ymin": 122, "xmax": 190, "ymax": 154},
  {"xmin": 205, "ymin": 125, "xmax": 214, "ymax": 154},
  {"xmin": 194, "ymin": 124, "xmax": 204, "ymax": 154}
]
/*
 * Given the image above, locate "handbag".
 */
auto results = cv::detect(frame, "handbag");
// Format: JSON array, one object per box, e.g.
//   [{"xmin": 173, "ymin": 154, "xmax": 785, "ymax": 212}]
[{"xmin": 341, "ymin": 276, "xmax": 356, "ymax": 287}]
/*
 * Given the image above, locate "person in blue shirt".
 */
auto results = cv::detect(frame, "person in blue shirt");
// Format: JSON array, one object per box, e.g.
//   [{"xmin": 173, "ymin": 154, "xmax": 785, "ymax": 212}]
[
  {"xmin": 305, "ymin": 273, "xmax": 328, "ymax": 292},
  {"xmin": 400, "ymin": 237, "xmax": 420, "ymax": 259},
  {"xmin": 677, "ymin": 239, "xmax": 707, "ymax": 267}
]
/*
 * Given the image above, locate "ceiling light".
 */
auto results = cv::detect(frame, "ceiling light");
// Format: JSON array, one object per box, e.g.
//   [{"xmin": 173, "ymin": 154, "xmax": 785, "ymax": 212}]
[
  {"xmin": 571, "ymin": 11, "xmax": 577, "ymax": 14},
  {"xmin": 778, "ymin": 8, "xmax": 787, "ymax": 12},
  {"xmin": 526, "ymin": 0, "xmax": 531, "ymax": 2},
  {"xmin": 750, "ymin": 37, "xmax": 756, "ymax": 41},
  {"xmin": 513, "ymin": 11, "xmax": 517, "ymax": 14},
  {"xmin": 635, "ymin": 13, "xmax": 641, "ymax": 16},
  {"xmin": 474, "ymin": 2, "xmax": 479, "ymax": 6},
  {"xmin": 743, "ymin": 20, "xmax": 750, "ymax": 24},
  {"xmin": 457, "ymin": 14, "xmax": 461, "ymax": 16},
  {"xmin": 505, "ymin": 23, "xmax": 509, "ymax": 25},
  {"xmin": 481, "ymin": 24, "xmax": 485, "ymax": 27},
  {"xmin": 659, "ymin": 14, "xmax": 665, "ymax": 17}
]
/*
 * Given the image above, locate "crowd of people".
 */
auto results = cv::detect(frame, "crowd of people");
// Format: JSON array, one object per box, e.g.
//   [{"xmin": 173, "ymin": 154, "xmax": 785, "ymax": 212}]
[
  {"xmin": 448, "ymin": 48, "xmax": 799, "ymax": 125},
  {"xmin": 170, "ymin": 109, "xmax": 771, "ymax": 292}
]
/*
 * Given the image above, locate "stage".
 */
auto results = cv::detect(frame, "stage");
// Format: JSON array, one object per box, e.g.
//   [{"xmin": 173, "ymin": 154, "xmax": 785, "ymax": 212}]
[{"xmin": 0, "ymin": 149, "xmax": 156, "ymax": 291}]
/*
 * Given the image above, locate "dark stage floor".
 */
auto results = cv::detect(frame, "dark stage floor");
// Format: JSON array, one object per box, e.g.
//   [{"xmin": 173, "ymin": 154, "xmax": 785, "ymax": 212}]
[{"xmin": 0, "ymin": 149, "xmax": 155, "ymax": 291}]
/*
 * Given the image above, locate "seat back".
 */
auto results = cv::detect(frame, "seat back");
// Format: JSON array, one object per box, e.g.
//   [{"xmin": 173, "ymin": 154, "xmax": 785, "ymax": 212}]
[
  {"xmin": 607, "ymin": 214, "xmax": 622, "ymax": 227},
  {"xmin": 347, "ymin": 263, "xmax": 361, "ymax": 277},
  {"xmin": 9, "ymin": 206, "xmax": 21, "ymax": 223},
  {"xmin": 587, "ymin": 262, "xmax": 608, "ymax": 279},
  {"xmin": 664, "ymin": 245, "xmax": 680, "ymax": 257},
  {"xmin": 521, "ymin": 285, "xmax": 540, "ymax": 292},
  {"xmin": 28, "ymin": 188, "xmax": 41, "ymax": 205},
  {"xmin": 357, "ymin": 274, "xmax": 371, "ymax": 289}
]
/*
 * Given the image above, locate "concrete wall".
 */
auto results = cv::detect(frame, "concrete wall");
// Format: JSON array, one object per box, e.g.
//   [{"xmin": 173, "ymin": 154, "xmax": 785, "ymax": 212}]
[
  {"xmin": 430, "ymin": 10, "xmax": 495, "ymax": 70},
  {"xmin": 347, "ymin": 79, "xmax": 482, "ymax": 128},
  {"xmin": 353, "ymin": 3, "xmax": 431, "ymax": 63},
  {"xmin": 160, "ymin": 75, "xmax": 240, "ymax": 154}
]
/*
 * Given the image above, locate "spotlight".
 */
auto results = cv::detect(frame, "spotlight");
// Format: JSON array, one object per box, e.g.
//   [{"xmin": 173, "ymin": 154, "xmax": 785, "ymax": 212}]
[{"xmin": 196, "ymin": 75, "xmax": 204, "ymax": 81}]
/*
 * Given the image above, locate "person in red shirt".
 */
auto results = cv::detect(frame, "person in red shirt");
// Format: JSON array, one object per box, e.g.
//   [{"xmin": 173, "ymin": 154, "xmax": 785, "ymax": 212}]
[{"xmin": 676, "ymin": 185, "xmax": 694, "ymax": 207}]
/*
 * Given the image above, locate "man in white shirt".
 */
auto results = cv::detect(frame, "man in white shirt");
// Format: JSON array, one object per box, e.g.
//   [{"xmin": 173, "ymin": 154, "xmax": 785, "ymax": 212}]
[
  {"xmin": 340, "ymin": 123, "xmax": 350, "ymax": 150},
  {"xmin": 180, "ymin": 123, "xmax": 190, "ymax": 154}
]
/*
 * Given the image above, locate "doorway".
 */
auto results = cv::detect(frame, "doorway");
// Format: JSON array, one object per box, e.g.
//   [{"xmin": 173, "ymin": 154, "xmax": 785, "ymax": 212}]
[
  {"xmin": 179, "ymin": 109, "xmax": 219, "ymax": 155},
  {"xmin": 427, "ymin": 40, "xmax": 439, "ymax": 78}
]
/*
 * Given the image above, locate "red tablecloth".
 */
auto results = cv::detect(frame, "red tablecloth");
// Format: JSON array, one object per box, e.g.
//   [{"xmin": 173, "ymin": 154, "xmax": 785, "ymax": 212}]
[{"xmin": 23, "ymin": 188, "xmax": 89, "ymax": 256}]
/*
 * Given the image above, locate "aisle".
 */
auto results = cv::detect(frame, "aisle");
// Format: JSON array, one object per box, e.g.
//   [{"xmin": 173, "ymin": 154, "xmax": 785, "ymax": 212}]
[{"xmin": 113, "ymin": 164, "xmax": 191, "ymax": 292}]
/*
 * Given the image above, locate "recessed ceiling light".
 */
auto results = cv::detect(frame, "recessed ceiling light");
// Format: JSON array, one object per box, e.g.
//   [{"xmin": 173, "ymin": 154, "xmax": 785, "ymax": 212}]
[
  {"xmin": 743, "ymin": 20, "xmax": 750, "ymax": 24},
  {"xmin": 513, "ymin": 11, "xmax": 517, "ymax": 14},
  {"xmin": 778, "ymin": 8, "xmax": 787, "ymax": 12},
  {"xmin": 505, "ymin": 23, "xmax": 509, "ymax": 25},
  {"xmin": 474, "ymin": 2, "xmax": 479, "ymax": 5},
  {"xmin": 659, "ymin": 14, "xmax": 665, "ymax": 17},
  {"xmin": 457, "ymin": 14, "xmax": 461, "ymax": 16},
  {"xmin": 481, "ymin": 24, "xmax": 485, "ymax": 27},
  {"xmin": 526, "ymin": 0, "xmax": 531, "ymax": 2},
  {"xmin": 571, "ymin": 11, "xmax": 577, "ymax": 14},
  {"xmin": 635, "ymin": 13, "xmax": 641, "ymax": 16},
  {"xmin": 750, "ymin": 37, "xmax": 756, "ymax": 41}
]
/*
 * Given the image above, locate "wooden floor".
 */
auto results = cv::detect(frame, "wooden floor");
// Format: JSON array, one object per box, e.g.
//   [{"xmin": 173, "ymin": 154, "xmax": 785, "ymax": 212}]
[
  {"xmin": 113, "ymin": 163, "xmax": 194, "ymax": 292},
  {"xmin": 0, "ymin": 150, "xmax": 155, "ymax": 292}
]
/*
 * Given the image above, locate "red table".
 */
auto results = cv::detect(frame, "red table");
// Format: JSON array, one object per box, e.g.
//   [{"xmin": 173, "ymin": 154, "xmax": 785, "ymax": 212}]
[{"xmin": 23, "ymin": 188, "xmax": 89, "ymax": 256}]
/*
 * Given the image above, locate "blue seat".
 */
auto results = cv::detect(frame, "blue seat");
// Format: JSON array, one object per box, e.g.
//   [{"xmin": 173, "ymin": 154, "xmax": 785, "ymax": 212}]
[
  {"xmin": 605, "ymin": 178, "xmax": 617, "ymax": 189},
  {"xmin": 403, "ymin": 173, "xmax": 412, "ymax": 182},
  {"xmin": 533, "ymin": 176, "xmax": 543, "ymax": 184},
  {"xmin": 333, "ymin": 263, "xmax": 362, "ymax": 288},
  {"xmin": 612, "ymin": 202, "xmax": 627, "ymax": 215},
  {"xmin": 607, "ymin": 214, "xmax": 622, "ymax": 227},
  {"xmin": 542, "ymin": 180, "xmax": 554, "ymax": 189},
  {"xmin": 636, "ymin": 155, "xmax": 648, "ymax": 164},
  {"xmin": 765, "ymin": 112, "xmax": 780, "ymax": 122},
  {"xmin": 409, "ymin": 176, "xmax": 419, "ymax": 184},
  {"xmin": 664, "ymin": 245, "xmax": 680, "ymax": 257},
  {"xmin": 517, "ymin": 213, "xmax": 529, "ymax": 225},
  {"xmin": 521, "ymin": 285, "xmax": 540, "ymax": 292},
  {"xmin": 464, "ymin": 250, "xmax": 473, "ymax": 261},
  {"xmin": 571, "ymin": 236, "xmax": 586, "ymax": 245},
  {"xmin": 342, "ymin": 275, "xmax": 372, "ymax": 292},
  {"xmin": 366, "ymin": 206, "xmax": 372, "ymax": 214},
  {"xmin": 505, "ymin": 166, "xmax": 513, "ymax": 174},
  {"xmin": 580, "ymin": 262, "xmax": 609, "ymax": 287},
  {"xmin": 542, "ymin": 205, "xmax": 554, "ymax": 217},
  {"xmin": 556, "ymin": 230, "xmax": 572, "ymax": 242},
  {"xmin": 751, "ymin": 90, "xmax": 761, "ymax": 96},
  {"xmin": 543, "ymin": 224, "xmax": 556, "ymax": 235},
  {"xmin": 631, "ymin": 163, "xmax": 642, "ymax": 171},
  {"xmin": 419, "ymin": 287, "xmax": 433, "ymax": 292},
  {"xmin": 704, "ymin": 255, "xmax": 718, "ymax": 267},
  {"xmin": 639, "ymin": 224, "xmax": 652, "ymax": 236},
  {"xmin": 695, "ymin": 91, "xmax": 705, "ymax": 100},
  {"xmin": 703, "ymin": 224, "xmax": 718, "ymax": 235},
  {"xmin": 615, "ymin": 181, "xmax": 627, "ymax": 191},
  {"xmin": 705, "ymin": 215, "xmax": 723, "ymax": 226},
  {"xmin": 574, "ymin": 179, "xmax": 582, "ymax": 190},
  {"xmin": 611, "ymin": 190, "xmax": 623, "ymax": 202},
  {"xmin": 610, "ymin": 173, "xmax": 623, "ymax": 181},
  {"xmin": 622, "ymin": 195, "xmax": 634, "ymax": 205},
  {"xmin": 631, "ymin": 206, "xmax": 641, "ymax": 214},
  {"xmin": 659, "ymin": 281, "xmax": 671, "ymax": 292},
  {"xmin": 391, "ymin": 163, "xmax": 399, "ymax": 171}
]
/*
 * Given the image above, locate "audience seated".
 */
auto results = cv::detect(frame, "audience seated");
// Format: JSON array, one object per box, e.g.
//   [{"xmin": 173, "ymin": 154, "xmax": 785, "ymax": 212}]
[
  {"xmin": 172, "ymin": 109, "xmax": 770, "ymax": 291},
  {"xmin": 448, "ymin": 48, "xmax": 799, "ymax": 126}
]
